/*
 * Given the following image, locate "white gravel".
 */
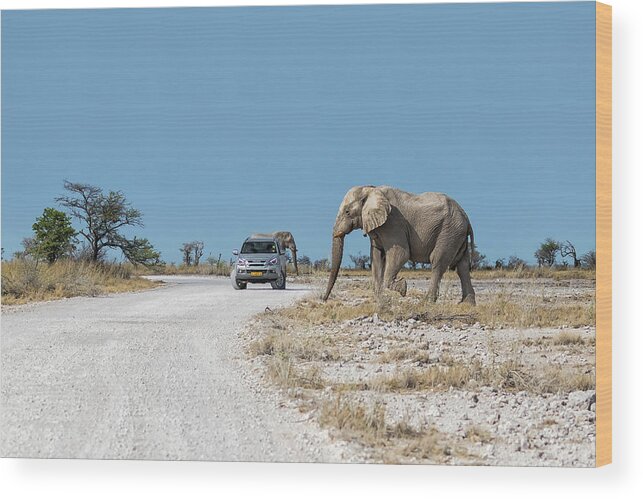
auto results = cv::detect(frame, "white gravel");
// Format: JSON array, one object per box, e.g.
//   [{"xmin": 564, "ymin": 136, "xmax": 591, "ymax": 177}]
[{"xmin": 0, "ymin": 276, "xmax": 351, "ymax": 462}]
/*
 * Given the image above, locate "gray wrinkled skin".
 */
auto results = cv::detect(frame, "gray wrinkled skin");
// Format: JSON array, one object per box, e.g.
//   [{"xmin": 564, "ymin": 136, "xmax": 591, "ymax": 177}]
[
  {"xmin": 324, "ymin": 186, "xmax": 476, "ymax": 304},
  {"xmin": 251, "ymin": 231, "xmax": 299, "ymax": 275}
]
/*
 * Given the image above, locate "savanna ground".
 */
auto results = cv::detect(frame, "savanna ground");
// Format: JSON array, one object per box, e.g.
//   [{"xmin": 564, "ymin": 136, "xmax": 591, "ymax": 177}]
[{"xmin": 242, "ymin": 269, "xmax": 596, "ymax": 466}]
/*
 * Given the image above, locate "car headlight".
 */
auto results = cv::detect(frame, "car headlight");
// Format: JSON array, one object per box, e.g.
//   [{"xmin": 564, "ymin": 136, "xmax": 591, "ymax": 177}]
[
  {"xmin": 237, "ymin": 258, "xmax": 248, "ymax": 267},
  {"xmin": 267, "ymin": 257, "xmax": 278, "ymax": 266}
]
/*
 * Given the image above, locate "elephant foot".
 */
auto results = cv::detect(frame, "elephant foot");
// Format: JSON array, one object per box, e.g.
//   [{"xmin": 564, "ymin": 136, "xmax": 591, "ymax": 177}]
[
  {"xmin": 390, "ymin": 278, "xmax": 407, "ymax": 297},
  {"xmin": 460, "ymin": 294, "xmax": 476, "ymax": 306}
]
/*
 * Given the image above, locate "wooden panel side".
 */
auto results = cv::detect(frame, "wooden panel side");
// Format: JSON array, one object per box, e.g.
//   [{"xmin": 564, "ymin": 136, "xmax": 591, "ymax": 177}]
[{"xmin": 595, "ymin": 1, "xmax": 612, "ymax": 468}]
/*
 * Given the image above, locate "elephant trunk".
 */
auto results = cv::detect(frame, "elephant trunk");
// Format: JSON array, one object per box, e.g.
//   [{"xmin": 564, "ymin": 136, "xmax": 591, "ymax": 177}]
[
  {"xmin": 292, "ymin": 246, "xmax": 299, "ymax": 276},
  {"xmin": 322, "ymin": 234, "xmax": 345, "ymax": 301}
]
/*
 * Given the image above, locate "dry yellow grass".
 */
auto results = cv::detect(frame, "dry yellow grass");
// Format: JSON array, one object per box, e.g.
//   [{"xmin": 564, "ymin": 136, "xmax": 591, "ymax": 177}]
[
  {"xmin": 337, "ymin": 267, "xmax": 595, "ymax": 281},
  {"xmin": 1, "ymin": 259, "xmax": 159, "ymax": 305},
  {"xmin": 318, "ymin": 396, "xmax": 465, "ymax": 463},
  {"xmin": 464, "ymin": 425, "xmax": 494, "ymax": 444},
  {"xmin": 552, "ymin": 331, "xmax": 586, "ymax": 345},
  {"xmin": 319, "ymin": 396, "xmax": 388, "ymax": 445},
  {"xmin": 378, "ymin": 347, "xmax": 432, "ymax": 364},
  {"xmin": 339, "ymin": 359, "xmax": 594, "ymax": 395},
  {"xmin": 138, "ymin": 262, "xmax": 231, "ymax": 276},
  {"xmin": 278, "ymin": 284, "xmax": 594, "ymax": 329},
  {"xmin": 266, "ymin": 354, "xmax": 325, "ymax": 389},
  {"xmin": 523, "ymin": 332, "xmax": 595, "ymax": 348},
  {"xmin": 401, "ymin": 428, "xmax": 457, "ymax": 462},
  {"xmin": 249, "ymin": 329, "xmax": 341, "ymax": 362},
  {"xmin": 245, "ymin": 272, "xmax": 595, "ymax": 464}
]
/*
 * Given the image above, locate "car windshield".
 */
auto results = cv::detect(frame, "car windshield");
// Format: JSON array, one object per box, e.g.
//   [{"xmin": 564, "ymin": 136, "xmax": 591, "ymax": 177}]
[{"xmin": 241, "ymin": 241, "xmax": 278, "ymax": 254}]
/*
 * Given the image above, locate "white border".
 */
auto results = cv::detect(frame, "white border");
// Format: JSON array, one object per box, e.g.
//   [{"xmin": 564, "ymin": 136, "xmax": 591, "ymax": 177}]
[{"xmin": 1, "ymin": 0, "xmax": 641, "ymax": 497}]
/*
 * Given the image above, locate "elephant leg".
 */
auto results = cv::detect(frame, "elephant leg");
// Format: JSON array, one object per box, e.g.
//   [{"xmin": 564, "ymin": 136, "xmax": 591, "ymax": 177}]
[
  {"xmin": 383, "ymin": 246, "xmax": 408, "ymax": 297},
  {"xmin": 427, "ymin": 245, "xmax": 452, "ymax": 302},
  {"xmin": 427, "ymin": 262, "xmax": 447, "ymax": 302},
  {"xmin": 292, "ymin": 249, "xmax": 299, "ymax": 276},
  {"xmin": 456, "ymin": 256, "xmax": 476, "ymax": 305},
  {"xmin": 371, "ymin": 245, "xmax": 385, "ymax": 296}
]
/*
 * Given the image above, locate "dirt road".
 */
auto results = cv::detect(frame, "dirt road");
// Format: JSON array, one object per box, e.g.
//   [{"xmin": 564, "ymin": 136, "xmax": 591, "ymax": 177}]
[{"xmin": 0, "ymin": 276, "xmax": 348, "ymax": 461}]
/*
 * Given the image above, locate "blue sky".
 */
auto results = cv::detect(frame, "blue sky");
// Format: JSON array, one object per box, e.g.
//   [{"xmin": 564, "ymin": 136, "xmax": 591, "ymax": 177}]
[{"xmin": 1, "ymin": 3, "xmax": 596, "ymax": 264}]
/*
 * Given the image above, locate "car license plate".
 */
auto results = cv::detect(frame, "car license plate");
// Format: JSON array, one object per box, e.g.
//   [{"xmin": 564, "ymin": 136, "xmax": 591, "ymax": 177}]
[{"xmin": 250, "ymin": 271, "xmax": 263, "ymax": 276}]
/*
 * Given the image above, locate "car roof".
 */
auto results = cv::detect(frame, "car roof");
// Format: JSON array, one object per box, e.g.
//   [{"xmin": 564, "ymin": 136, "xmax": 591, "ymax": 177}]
[{"xmin": 244, "ymin": 237, "xmax": 276, "ymax": 242}]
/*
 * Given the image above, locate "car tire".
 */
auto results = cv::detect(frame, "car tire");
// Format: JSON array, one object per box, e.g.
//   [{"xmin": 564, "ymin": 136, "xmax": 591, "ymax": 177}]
[
  {"xmin": 270, "ymin": 270, "xmax": 286, "ymax": 290},
  {"xmin": 231, "ymin": 269, "xmax": 247, "ymax": 290}
]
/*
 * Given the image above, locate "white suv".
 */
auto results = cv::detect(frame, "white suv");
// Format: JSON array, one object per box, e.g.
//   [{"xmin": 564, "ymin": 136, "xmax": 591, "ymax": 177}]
[{"xmin": 231, "ymin": 237, "xmax": 288, "ymax": 290}]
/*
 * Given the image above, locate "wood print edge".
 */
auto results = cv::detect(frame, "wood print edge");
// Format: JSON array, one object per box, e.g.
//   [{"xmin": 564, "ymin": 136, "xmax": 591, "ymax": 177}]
[{"xmin": 595, "ymin": 0, "xmax": 612, "ymax": 467}]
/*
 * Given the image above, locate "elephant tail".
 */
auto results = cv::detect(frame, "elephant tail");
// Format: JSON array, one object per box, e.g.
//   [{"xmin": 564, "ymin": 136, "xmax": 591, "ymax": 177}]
[{"xmin": 468, "ymin": 224, "xmax": 475, "ymax": 270}]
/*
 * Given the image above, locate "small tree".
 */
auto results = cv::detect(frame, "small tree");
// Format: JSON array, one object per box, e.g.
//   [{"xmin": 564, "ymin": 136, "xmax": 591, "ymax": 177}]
[
  {"xmin": 192, "ymin": 241, "xmax": 204, "ymax": 266},
  {"xmin": 534, "ymin": 238, "xmax": 560, "ymax": 267},
  {"xmin": 506, "ymin": 255, "xmax": 527, "ymax": 270},
  {"xmin": 581, "ymin": 249, "xmax": 596, "ymax": 269},
  {"xmin": 120, "ymin": 237, "xmax": 161, "ymax": 266},
  {"xmin": 298, "ymin": 255, "xmax": 312, "ymax": 267},
  {"xmin": 349, "ymin": 252, "xmax": 370, "ymax": 270},
  {"xmin": 560, "ymin": 240, "xmax": 581, "ymax": 268},
  {"xmin": 314, "ymin": 258, "xmax": 329, "ymax": 271},
  {"xmin": 494, "ymin": 258, "xmax": 505, "ymax": 269},
  {"xmin": 30, "ymin": 207, "xmax": 77, "ymax": 263},
  {"xmin": 470, "ymin": 247, "xmax": 487, "ymax": 270},
  {"xmin": 57, "ymin": 181, "xmax": 159, "ymax": 266},
  {"xmin": 14, "ymin": 237, "xmax": 37, "ymax": 260},
  {"xmin": 206, "ymin": 253, "xmax": 222, "ymax": 267},
  {"xmin": 180, "ymin": 242, "xmax": 194, "ymax": 266}
]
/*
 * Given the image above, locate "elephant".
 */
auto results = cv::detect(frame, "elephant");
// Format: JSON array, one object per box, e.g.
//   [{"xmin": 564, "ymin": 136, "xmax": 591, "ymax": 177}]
[
  {"xmin": 322, "ymin": 186, "xmax": 476, "ymax": 305},
  {"xmin": 251, "ymin": 231, "xmax": 299, "ymax": 275}
]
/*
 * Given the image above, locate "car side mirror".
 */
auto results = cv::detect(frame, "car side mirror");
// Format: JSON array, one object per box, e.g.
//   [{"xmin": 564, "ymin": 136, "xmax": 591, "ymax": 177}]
[{"xmin": 232, "ymin": 249, "xmax": 239, "ymax": 256}]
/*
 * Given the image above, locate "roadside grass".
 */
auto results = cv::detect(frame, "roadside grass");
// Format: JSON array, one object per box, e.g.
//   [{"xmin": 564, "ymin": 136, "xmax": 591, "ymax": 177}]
[
  {"xmin": 278, "ymin": 282, "xmax": 595, "ymax": 329},
  {"xmin": 378, "ymin": 347, "xmax": 433, "ymax": 364},
  {"xmin": 334, "ymin": 360, "xmax": 594, "ymax": 395},
  {"xmin": 464, "ymin": 425, "xmax": 494, "ymax": 444},
  {"xmin": 318, "ymin": 396, "xmax": 463, "ymax": 463},
  {"xmin": 552, "ymin": 331, "xmax": 587, "ymax": 345},
  {"xmin": 267, "ymin": 354, "xmax": 326, "ymax": 389},
  {"xmin": 523, "ymin": 332, "xmax": 596, "ymax": 348},
  {"xmin": 245, "ymin": 271, "xmax": 595, "ymax": 464},
  {"xmin": 138, "ymin": 262, "xmax": 320, "ymax": 277},
  {"xmin": 1, "ymin": 259, "xmax": 159, "ymax": 305},
  {"xmin": 337, "ymin": 267, "xmax": 595, "ymax": 281},
  {"xmin": 249, "ymin": 328, "xmax": 341, "ymax": 362},
  {"xmin": 135, "ymin": 262, "xmax": 232, "ymax": 276}
]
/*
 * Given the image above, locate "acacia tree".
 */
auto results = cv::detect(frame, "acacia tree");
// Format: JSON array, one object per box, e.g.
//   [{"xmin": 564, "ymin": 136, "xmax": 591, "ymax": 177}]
[
  {"xmin": 470, "ymin": 247, "xmax": 487, "ymax": 270},
  {"xmin": 560, "ymin": 240, "xmax": 581, "ymax": 268},
  {"xmin": 31, "ymin": 207, "xmax": 77, "ymax": 263},
  {"xmin": 581, "ymin": 249, "xmax": 596, "ymax": 269},
  {"xmin": 192, "ymin": 241, "xmax": 204, "ymax": 266},
  {"xmin": 506, "ymin": 255, "xmax": 527, "ymax": 270},
  {"xmin": 534, "ymin": 238, "xmax": 560, "ymax": 267},
  {"xmin": 349, "ymin": 252, "xmax": 370, "ymax": 270},
  {"xmin": 56, "ymin": 181, "xmax": 160, "ymax": 266},
  {"xmin": 297, "ymin": 255, "xmax": 312, "ymax": 267},
  {"xmin": 180, "ymin": 241, "xmax": 205, "ymax": 266},
  {"xmin": 313, "ymin": 258, "xmax": 329, "ymax": 271},
  {"xmin": 180, "ymin": 242, "xmax": 194, "ymax": 266}
]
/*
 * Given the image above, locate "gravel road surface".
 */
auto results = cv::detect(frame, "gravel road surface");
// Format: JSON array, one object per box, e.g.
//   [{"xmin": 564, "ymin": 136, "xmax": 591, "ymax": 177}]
[{"xmin": 1, "ymin": 276, "xmax": 348, "ymax": 462}]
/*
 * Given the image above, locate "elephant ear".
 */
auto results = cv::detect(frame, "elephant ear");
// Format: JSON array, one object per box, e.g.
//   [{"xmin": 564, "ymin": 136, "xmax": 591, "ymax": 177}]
[{"xmin": 362, "ymin": 188, "xmax": 391, "ymax": 234}]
